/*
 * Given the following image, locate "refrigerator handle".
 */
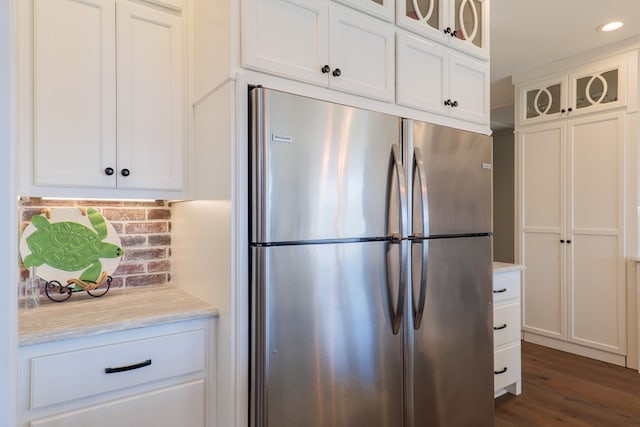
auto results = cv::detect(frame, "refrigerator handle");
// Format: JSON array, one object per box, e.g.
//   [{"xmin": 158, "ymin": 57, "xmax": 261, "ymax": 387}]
[
  {"xmin": 390, "ymin": 143, "xmax": 408, "ymax": 239},
  {"xmin": 412, "ymin": 147, "xmax": 429, "ymax": 237},
  {"xmin": 413, "ymin": 240, "xmax": 428, "ymax": 330},
  {"xmin": 387, "ymin": 143, "xmax": 407, "ymax": 335},
  {"xmin": 387, "ymin": 240, "xmax": 407, "ymax": 335}
]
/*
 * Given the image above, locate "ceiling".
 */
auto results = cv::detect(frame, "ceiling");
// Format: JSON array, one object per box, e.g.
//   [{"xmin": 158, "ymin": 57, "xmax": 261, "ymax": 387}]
[{"xmin": 490, "ymin": 0, "xmax": 640, "ymax": 131}]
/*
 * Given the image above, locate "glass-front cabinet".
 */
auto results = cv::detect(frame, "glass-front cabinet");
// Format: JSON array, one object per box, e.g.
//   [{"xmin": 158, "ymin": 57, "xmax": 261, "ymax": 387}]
[
  {"xmin": 334, "ymin": 0, "xmax": 394, "ymax": 21},
  {"xmin": 517, "ymin": 54, "xmax": 627, "ymax": 126},
  {"xmin": 396, "ymin": 0, "xmax": 488, "ymax": 59}
]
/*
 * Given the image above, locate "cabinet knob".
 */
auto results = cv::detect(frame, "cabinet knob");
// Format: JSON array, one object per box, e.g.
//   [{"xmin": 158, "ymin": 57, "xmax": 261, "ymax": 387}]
[
  {"xmin": 104, "ymin": 167, "xmax": 114, "ymax": 176},
  {"xmin": 560, "ymin": 239, "xmax": 565, "ymax": 243},
  {"xmin": 120, "ymin": 168, "xmax": 130, "ymax": 177},
  {"xmin": 568, "ymin": 107, "xmax": 573, "ymax": 112},
  {"xmin": 332, "ymin": 68, "xmax": 341, "ymax": 77},
  {"xmin": 321, "ymin": 64, "xmax": 330, "ymax": 74},
  {"xmin": 567, "ymin": 240, "xmax": 572, "ymax": 244},
  {"xmin": 444, "ymin": 99, "xmax": 452, "ymax": 106},
  {"xmin": 561, "ymin": 109, "xmax": 566, "ymax": 113},
  {"xmin": 452, "ymin": 100, "xmax": 459, "ymax": 107},
  {"xmin": 444, "ymin": 27, "xmax": 452, "ymax": 35}
]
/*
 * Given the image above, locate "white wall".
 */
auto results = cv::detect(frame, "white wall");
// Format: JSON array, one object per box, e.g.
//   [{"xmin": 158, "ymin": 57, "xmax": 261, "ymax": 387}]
[
  {"xmin": 492, "ymin": 128, "xmax": 515, "ymax": 262},
  {"xmin": 0, "ymin": 0, "xmax": 18, "ymax": 424}
]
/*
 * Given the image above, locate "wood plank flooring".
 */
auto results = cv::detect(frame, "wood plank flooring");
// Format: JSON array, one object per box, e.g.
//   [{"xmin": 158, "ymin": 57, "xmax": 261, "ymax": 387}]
[{"xmin": 494, "ymin": 341, "xmax": 640, "ymax": 426}]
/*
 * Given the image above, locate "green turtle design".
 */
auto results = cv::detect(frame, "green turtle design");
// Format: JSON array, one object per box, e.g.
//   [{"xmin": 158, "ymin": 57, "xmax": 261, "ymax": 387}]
[{"xmin": 22, "ymin": 208, "xmax": 124, "ymax": 290}]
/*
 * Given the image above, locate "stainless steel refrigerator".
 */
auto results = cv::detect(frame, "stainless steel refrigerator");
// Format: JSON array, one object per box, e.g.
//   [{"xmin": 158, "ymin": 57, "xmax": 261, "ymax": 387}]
[{"xmin": 249, "ymin": 87, "xmax": 494, "ymax": 427}]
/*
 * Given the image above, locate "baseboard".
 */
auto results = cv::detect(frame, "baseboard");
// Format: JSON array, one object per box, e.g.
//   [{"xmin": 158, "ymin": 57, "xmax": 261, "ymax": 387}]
[{"xmin": 523, "ymin": 332, "xmax": 627, "ymax": 367}]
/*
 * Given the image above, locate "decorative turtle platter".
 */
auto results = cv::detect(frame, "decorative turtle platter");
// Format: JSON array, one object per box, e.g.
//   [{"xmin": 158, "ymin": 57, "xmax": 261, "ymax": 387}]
[{"xmin": 19, "ymin": 207, "xmax": 124, "ymax": 302}]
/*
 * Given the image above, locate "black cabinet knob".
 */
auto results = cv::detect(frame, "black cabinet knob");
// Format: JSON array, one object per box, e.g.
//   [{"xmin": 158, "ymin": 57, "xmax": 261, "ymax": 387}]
[
  {"xmin": 568, "ymin": 107, "xmax": 573, "ymax": 112},
  {"xmin": 567, "ymin": 240, "xmax": 572, "ymax": 244},
  {"xmin": 321, "ymin": 64, "xmax": 330, "ymax": 74},
  {"xmin": 104, "ymin": 167, "xmax": 114, "ymax": 176},
  {"xmin": 452, "ymin": 100, "xmax": 459, "ymax": 107},
  {"xmin": 560, "ymin": 239, "xmax": 565, "ymax": 243},
  {"xmin": 444, "ymin": 99, "xmax": 452, "ymax": 106},
  {"xmin": 561, "ymin": 109, "xmax": 566, "ymax": 113},
  {"xmin": 120, "ymin": 168, "xmax": 130, "ymax": 177},
  {"xmin": 332, "ymin": 68, "xmax": 341, "ymax": 77},
  {"xmin": 444, "ymin": 27, "xmax": 452, "ymax": 35}
]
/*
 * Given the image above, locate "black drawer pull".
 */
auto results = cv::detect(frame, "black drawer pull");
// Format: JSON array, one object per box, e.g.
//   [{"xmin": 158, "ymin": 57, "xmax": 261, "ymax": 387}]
[
  {"xmin": 493, "ymin": 323, "xmax": 508, "ymax": 330},
  {"xmin": 494, "ymin": 367, "xmax": 508, "ymax": 375},
  {"xmin": 493, "ymin": 288, "xmax": 507, "ymax": 294},
  {"xmin": 105, "ymin": 359, "xmax": 152, "ymax": 374}
]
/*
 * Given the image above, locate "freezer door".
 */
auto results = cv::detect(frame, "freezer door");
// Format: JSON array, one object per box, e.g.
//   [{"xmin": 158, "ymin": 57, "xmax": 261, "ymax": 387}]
[
  {"xmin": 409, "ymin": 235, "xmax": 493, "ymax": 427},
  {"xmin": 407, "ymin": 120, "xmax": 492, "ymax": 237},
  {"xmin": 251, "ymin": 241, "xmax": 405, "ymax": 427},
  {"xmin": 251, "ymin": 88, "xmax": 403, "ymax": 243}
]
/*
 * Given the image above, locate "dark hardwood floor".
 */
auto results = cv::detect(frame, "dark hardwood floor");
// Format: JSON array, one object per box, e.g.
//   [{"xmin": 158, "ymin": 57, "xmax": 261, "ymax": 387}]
[{"xmin": 495, "ymin": 341, "xmax": 640, "ymax": 426}]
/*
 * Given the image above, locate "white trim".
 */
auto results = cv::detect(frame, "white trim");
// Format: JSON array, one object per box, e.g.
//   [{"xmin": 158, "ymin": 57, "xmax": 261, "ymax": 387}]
[
  {"xmin": 0, "ymin": 0, "xmax": 18, "ymax": 424},
  {"xmin": 523, "ymin": 332, "xmax": 627, "ymax": 367}
]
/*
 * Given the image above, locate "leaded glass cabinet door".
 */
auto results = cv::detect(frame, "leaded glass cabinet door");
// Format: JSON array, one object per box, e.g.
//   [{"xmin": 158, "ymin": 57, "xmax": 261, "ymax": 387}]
[
  {"xmin": 518, "ymin": 77, "xmax": 567, "ymax": 126},
  {"xmin": 569, "ymin": 57, "xmax": 626, "ymax": 115},
  {"xmin": 334, "ymin": 0, "xmax": 394, "ymax": 21},
  {"xmin": 396, "ymin": 0, "xmax": 445, "ymax": 42},
  {"xmin": 448, "ymin": 0, "xmax": 488, "ymax": 57}
]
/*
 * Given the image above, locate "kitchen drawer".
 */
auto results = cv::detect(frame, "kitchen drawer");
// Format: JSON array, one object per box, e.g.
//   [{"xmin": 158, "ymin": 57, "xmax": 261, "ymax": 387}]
[
  {"xmin": 30, "ymin": 380, "xmax": 205, "ymax": 427},
  {"xmin": 494, "ymin": 343, "xmax": 521, "ymax": 392},
  {"xmin": 493, "ymin": 270, "xmax": 521, "ymax": 303},
  {"xmin": 30, "ymin": 328, "xmax": 205, "ymax": 410},
  {"xmin": 493, "ymin": 302, "xmax": 521, "ymax": 348}
]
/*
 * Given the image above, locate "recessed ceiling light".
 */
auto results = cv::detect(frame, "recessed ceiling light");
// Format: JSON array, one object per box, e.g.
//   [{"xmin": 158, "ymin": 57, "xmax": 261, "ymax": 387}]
[{"xmin": 598, "ymin": 21, "xmax": 624, "ymax": 32}]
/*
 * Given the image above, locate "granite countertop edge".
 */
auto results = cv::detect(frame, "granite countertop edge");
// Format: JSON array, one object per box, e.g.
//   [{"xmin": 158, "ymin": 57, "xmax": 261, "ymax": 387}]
[{"xmin": 19, "ymin": 285, "xmax": 219, "ymax": 347}]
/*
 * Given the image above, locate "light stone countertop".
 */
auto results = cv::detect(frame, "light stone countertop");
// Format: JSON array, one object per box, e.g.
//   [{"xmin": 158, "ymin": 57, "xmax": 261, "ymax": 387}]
[
  {"xmin": 493, "ymin": 261, "xmax": 526, "ymax": 273},
  {"xmin": 19, "ymin": 285, "xmax": 218, "ymax": 346}
]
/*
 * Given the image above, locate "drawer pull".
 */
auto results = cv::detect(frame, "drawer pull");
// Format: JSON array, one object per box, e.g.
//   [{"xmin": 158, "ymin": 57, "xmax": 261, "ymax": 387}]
[
  {"xmin": 494, "ymin": 367, "xmax": 508, "ymax": 375},
  {"xmin": 493, "ymin": 288, "xmax": 507, "ymax": 294},
  {"xmin": 493, "ymin": 323, "xmax": 508, "ymax": 330},
  {"xmin": 105, "ymin": 359, "xmax": 152, "ymax": 374}
]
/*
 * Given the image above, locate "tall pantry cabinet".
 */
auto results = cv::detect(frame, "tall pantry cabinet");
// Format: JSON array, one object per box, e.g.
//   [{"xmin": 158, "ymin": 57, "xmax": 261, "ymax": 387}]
[{"xmin": 515, "ymin": 48, "xmax": 639, "ymax": 366}]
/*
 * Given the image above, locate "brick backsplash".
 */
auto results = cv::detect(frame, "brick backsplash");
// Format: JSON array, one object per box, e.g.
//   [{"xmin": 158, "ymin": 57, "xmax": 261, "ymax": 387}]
[{"xmin": 19, "ymin": 197, "xmax": 172, "ymax": 293}]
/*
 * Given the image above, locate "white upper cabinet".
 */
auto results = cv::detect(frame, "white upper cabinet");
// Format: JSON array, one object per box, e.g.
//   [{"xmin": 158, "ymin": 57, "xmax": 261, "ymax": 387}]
[
  {"xmin": 332, "ymin": 0, "xmax": 394, "ymax": 21},
  {"xmin": 242, "ymin": 0, "xmax": 395, "ymax": 102},
  {"xmin": 116, "ymin": 2, "xmax": 184, "ymax": 191},
  {"xmin": 396, "ymin": 0, "xmax": 489, "ymax": 59},
  {"xmin": 33, "ymin": 0, "xmax": 117, "ymax": 189},
  {"xmin": 516, "ymin": 54, "xmax": 628, "ymax": 126},
  {"xmin": 30, "ymin": 0, "xmax": 184, "ymax": 194},
  {"xmin": 397, "ymin": 32, "xmax": 488, "ymax": 124}
]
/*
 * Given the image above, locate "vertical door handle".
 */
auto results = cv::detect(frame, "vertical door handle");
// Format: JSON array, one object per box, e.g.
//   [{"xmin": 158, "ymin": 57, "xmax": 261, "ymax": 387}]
[
  {"xmin": 413, "ymin": 239, "xmax": 429, "ymax": 330},
  {"xmin": 387, "ymin": 144, "xmax": 407, "ymax": 335},
  {"xmin": 413, "ymin": 147, "xmax": 429, "ymax": 237}
]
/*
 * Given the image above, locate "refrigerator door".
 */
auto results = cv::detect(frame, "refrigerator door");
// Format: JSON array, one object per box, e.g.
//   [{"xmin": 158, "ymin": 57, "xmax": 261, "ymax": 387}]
[
  {"xmin": 409, "ymin": 235, "xmax": 493, "ymax": 427},
  {"xmin": 251, "ymin": 88, "xmax": 403, "ymax": 244},
  {"xmin": 406, "ymin": 120, "xmax": 492, "ymax": 237},
  {"xmin": 251, "ymin": 241, "xmax": 405, "ymax": 427}
]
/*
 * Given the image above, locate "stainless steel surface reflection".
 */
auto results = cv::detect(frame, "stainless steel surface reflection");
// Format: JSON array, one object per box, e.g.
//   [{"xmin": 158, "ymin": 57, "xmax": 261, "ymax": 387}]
[{"xmin": 252, "ymin": 242, "xmax": 404, "ymax": 427}]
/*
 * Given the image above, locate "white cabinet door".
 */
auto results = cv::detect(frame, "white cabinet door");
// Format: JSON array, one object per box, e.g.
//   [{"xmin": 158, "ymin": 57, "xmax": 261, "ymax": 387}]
[
  {"xmin": 448, "ymin": 50, "xmax": 488, "ymax": 124},
  {"xmin": 116, "ymin": 2, "xmax": 184, "ymax": 190},
  {"xmin": 567, "ymin": 113, "xmax": 625, "ymax": 354},
  {"xmin": 333, "ymin": 0, "xmax": 394, "ymax": 21},
  {"xmin": 397, "ymin": 32, "xmax": 487, "ymax": 124},
  {"xmin": 242, "ymin": 0, "xmax": 329, "ymax": 86},
  {"xmin": 33, "ymin": 0, "xmax": 116, "ymax": 188},
  {"xmin": 396, "ymin": 0, "xmax": 489, "ymax": 59},
  {"xmin": 329, "ymin": 4, "xmax": 395, "ymax": 102},
  {"xmin": 519, "ymin": 122, "xmax": 566, "ymax": 340},
  {"xmin": 517, "ymin": 76, "xmax": 567, "ymax": 126},
  {"xmin": 396, "ymin": 32, "xmax": 446, "ymax": 113},
  {"xmin": 518, "ymin": 113, "xmax": 626, "ymax": 356},
  {"xmin": 30, "ymin": 380, "xmax": 206, "ymax": 427}
]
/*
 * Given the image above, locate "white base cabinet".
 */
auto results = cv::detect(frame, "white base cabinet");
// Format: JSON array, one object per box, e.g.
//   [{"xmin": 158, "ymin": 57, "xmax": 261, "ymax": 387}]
[
  {"xmin": 18, "ymin": 319, "xmax": 213, "ymax": 427},
  {"xmin": 493, "ymin": 265, "xmax": 523, "ymax": 398}
]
